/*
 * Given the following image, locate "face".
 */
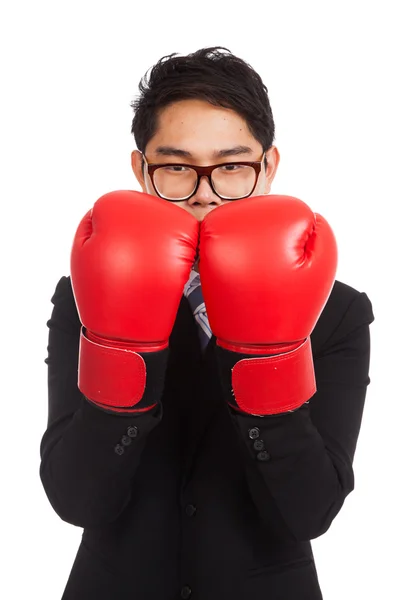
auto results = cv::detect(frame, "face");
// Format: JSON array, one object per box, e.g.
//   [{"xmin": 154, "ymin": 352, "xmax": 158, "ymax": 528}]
[{"xmin": 131, "ymin": 99, "xmax": 280, "ymax": 222}]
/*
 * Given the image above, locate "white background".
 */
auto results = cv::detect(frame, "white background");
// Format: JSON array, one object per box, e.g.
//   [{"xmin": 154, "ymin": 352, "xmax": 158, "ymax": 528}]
[{"xmin": 1, "ymin": 1, "xmax": 398, "ymax": 598}]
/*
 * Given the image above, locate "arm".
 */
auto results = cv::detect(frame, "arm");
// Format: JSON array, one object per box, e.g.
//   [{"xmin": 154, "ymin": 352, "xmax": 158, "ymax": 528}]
[
  {"xmin": 39, "ymin": 276, "xmax": 162, "ymax": 529},
  {"xmin": 40, "ymin": 191, "xmax": 198, "ymax": 529},
  {"xmin": 229, "ymin": 291, "xmax": 374, "ymax": 541},
  {"xmin": 200, "ymin": 194, "xmax": 373, "ymax": 541}
]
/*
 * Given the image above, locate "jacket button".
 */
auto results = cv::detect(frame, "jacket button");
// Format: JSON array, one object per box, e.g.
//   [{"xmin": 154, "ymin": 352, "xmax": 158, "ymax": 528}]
[
  {"xmin": 181, "ymin": 586, "xmax": 192, "ymax": 599},
  {"xmin": 114, "ymin": 444, "xmax": 124, "ymax": 456},
  {"xmin": 185, "ymin": 504, "xmax": 197, "ymax": 517},
  {"xmin": 127, "ymin": 426, "xmax": 138, "ymax": 438},
  {"xmin": 248, "ymin": 427, "xmax": 260, "ymax": 440},
  {"xmin": 257, "ymin": 450, "xmax": 271, "ymax": 462},
  {"xmin": 253, "ymin": 439, "xmax": 264, "ymax": 451},
  {"xmin": 121, "ymin": 435, "xmax": 132, "ymax": 446}
]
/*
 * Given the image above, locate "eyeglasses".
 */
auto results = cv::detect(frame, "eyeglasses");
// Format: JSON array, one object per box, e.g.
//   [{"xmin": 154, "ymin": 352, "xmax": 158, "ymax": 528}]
[{"xmin": 144, "ymin": 155, "xmax": 265, "ymax": 201}]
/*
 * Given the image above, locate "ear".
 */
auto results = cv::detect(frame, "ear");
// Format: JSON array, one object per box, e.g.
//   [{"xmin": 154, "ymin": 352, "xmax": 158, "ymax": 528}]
[
  {"xmin": 264, "ymin": 145, "xmax": 280, "ymax": 193},
  {"xmin": 131, "ymin": 150, "xmax": 147, "ymax": 192}
]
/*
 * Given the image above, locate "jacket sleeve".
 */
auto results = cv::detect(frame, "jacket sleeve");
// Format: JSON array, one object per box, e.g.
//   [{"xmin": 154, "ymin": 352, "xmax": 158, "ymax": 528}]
[
  {"xmin": 39, "ymin": 276, "xmax": 163, "ymax": 529},
  {"xmin": 228, "ymin": 290, "xmax": 374, "ymax": 542}
]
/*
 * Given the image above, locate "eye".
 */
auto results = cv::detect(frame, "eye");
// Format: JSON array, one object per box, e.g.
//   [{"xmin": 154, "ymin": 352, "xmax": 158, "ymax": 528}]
[
  {"xmin": 164, "ymin": 165, "xmax": 189, "ymax": 172},
  {"xmin": 220, "ymin": 164, "xmax": 244, "ymax": 172}
]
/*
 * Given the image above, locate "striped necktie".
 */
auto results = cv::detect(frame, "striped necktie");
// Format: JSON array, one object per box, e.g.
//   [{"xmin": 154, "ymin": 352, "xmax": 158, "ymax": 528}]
[{"xmin": 183, "ymin": 268, "xmax": 212, "ymax": 352}]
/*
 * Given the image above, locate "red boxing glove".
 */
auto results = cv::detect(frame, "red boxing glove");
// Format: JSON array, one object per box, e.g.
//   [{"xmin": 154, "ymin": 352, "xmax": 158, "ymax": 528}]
[
  {"xmin": 199, "ymin": 195, "xmax": 337, "ymax": 416},
  {"xmin": 71, "ymin": 190, "xmax": 199, "ymax": 413}
]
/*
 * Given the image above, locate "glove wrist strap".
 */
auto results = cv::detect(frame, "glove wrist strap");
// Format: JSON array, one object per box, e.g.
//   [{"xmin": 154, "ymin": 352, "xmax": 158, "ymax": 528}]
[
  {"xmin": 217, "ymin": 337, "xmax": 316, "ymax": 416},
  {"xmin": 78, "ymin": 328, "xmax": 168, "ymax": 413}
]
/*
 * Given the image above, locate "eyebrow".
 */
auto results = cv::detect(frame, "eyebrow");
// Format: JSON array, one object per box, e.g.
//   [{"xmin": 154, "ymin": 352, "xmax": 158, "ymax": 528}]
[{"xmin": 154, "ymin": 145, "xmax": 254, "ymax": 159}]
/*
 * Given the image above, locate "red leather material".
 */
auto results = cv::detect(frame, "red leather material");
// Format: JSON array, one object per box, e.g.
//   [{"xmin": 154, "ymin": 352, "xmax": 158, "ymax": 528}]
[
  {"xmin": 200, "ymin": 195, "xmax": 337, "ymax": 347},
  {"xmin": 200, "ymin": 194, "xmax": 337, "ymax": 415},
  {"xmin": 230, "ymin": 338, "xmax": 316, "ymax": 415},
  {"xmin": 70, "ymin": 190, "xmax": 199, "ymax": 409},
  {"xmin": 78, "ymin": 329, "xmax": 147, "ymax": 408}
]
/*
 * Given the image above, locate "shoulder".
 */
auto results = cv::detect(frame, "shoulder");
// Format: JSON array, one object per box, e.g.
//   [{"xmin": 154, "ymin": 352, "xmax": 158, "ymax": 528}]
[{"xmin": 311, "ymin": 280, "xmax": 374, "ymax": 355}]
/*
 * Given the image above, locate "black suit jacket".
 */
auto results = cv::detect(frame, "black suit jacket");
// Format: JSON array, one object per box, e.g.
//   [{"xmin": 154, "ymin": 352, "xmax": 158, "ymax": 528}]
[{"xmin": 40, "ymin": 276, "xmax": 374, "ymax": 600}]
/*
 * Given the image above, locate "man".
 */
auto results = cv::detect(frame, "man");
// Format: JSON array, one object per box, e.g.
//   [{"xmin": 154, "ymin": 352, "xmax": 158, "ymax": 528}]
[{"xmin": 40, "ymin": 47, "xmax": 374, "ymax": 599}]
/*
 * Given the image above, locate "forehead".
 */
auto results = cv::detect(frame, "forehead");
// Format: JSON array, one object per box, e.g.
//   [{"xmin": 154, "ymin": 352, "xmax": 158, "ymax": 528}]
[{"xmin": 147, "ymin": 99, "xmax": 260, "ymax": 156}]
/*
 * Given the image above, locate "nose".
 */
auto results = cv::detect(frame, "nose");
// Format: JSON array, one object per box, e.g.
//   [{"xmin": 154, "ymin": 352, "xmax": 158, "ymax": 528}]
[{"xmin": 188, "ymin": 176, "xmax": 222, "ymax": 206}]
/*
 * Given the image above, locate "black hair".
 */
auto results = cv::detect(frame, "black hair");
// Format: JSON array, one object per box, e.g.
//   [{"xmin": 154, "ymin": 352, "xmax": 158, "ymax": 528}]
[{"xmin": 131, "ymin": 47, "xmax": 275, "ymax": 157}]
